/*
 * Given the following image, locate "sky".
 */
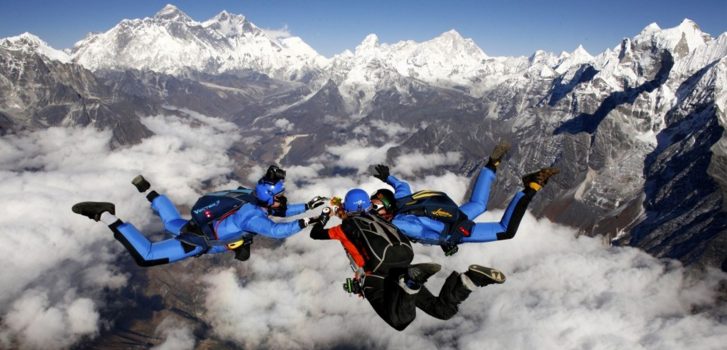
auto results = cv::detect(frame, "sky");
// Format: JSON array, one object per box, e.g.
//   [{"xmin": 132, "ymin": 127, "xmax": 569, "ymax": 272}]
[{"xmin": 0, "ymin": 0, "xmax": 725, "ymax": 57}]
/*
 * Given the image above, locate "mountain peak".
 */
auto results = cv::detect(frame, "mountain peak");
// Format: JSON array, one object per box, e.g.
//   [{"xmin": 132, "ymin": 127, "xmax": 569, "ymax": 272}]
[
  {"xmin": 2, "ymin": 32, "xmax": 43, "ymax": 45},
  {"xmin": 355, "ymin": 34, "xmax": 380, "ymax": 53},
  {"xmin": 678, "ymin": 18, "xmax": 699, "ymax": 30},
  {"xmin": 1, "ymin": 32, "xmax": 70, "ymax": 63},
  {"xmin": 642, "ymin": 22, "xmax": 662, "ymax": 33},
  {"xmin": 441, "ymin": 29, "xmax": 464, "ymax": 39},
  {"xmin": 211, "ymin": 9, "xmax": 245, "ymax": 22},
  {"xmin": 634, "ymin": 18, "xmax": 710, "ymax": 55},
  {"xmin": 573, "ymin": 44, "xmax": 592, "ymax": 58},
  {"xmin": 204, "ymin": 10, "xmax": 257, "ymax": 37},
  {"xmin": 154, "ymin": 4, "xmax": 192, "ymax": 22}
]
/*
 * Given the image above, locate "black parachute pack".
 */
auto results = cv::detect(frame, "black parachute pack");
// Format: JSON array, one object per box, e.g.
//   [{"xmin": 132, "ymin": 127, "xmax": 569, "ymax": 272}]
[
  {"xmin": 348, "ymin": 214, "xmax": 414, "ymax": 274},
  {"xmin": 177, "ymin": 187, "xmax": 257, "ymax": 260},
  {"xmin": 395, "ymin": 190, "xmax": 475, "ymax": 255}
]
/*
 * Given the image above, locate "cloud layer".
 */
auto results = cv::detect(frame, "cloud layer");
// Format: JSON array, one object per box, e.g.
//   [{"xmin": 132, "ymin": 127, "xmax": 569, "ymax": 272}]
[
  {"xmin": 1, "ymin": 117, "xmax": 725, "ymax": 349},
  {"xmin": 200, "ymin": 164, "xmax": 727, "ymax": 350},
  {"xmin": 0, "ymin": 113, "xmax": 240, "ymax": 349}
]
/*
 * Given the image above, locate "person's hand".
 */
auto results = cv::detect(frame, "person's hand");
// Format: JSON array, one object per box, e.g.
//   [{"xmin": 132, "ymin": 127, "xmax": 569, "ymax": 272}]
[
  {"xmin": 373, "ymin": 164, "xmax": 390, "ymax": 182},
  {"xmin": 306, "ymin": 195, "xmax": 328, "ymax": 210},
  {"xmin": 302, "ymin": 209, "xmax": 330, "ymax": 227}
]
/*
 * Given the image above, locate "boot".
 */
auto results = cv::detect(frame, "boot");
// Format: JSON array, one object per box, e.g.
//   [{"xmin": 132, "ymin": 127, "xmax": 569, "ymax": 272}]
[
  {"xmin": 522, "ymin": 167, "xmax": 560, "ymax": 191},
  {"xmin": 464, "ymin": 265, "xmax": 506, "ymax": 287},
  {"xmin": 486, "ymin": 140, "xmax": 511, "ymax": 169},
  {"xmin": 72, "ymin": 202, "xmax": 115, "ymax": 222},
  {"xmin": 131, "ymin": 175, "xmax": 151, "ymax": 193},
  {"xmin": 405, "ymin": 263, "xmax": 442, "ymax": 289}
]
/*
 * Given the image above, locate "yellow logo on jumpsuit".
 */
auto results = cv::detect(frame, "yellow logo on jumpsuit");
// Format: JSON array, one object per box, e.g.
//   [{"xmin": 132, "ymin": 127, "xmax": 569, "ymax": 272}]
[{"xmin": 431, "ymin": 208, "xmax": 453, "ymax": 218}]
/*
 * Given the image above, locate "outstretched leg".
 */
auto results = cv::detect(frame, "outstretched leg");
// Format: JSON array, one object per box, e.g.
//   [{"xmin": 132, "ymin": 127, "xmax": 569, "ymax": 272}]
[
  {"xmin": 461, "ymin": 167, "xmax": 559, "ymax": 243},
  {"xmin": 132, "ymin": 175, "xmax": 186, "ymax": 236},
  {"xmin": 109, "ymin": 220, "xmax": 203, "ymax": 266},
  {"xmin": 459, "ymin": 140, "xmax": 510, "ymax": 220},
  {"xmin": 459, "ymin": 167, "xmax": 496, "ymax": 220},
  {"xmin": 415, "ymin": 272, "xmax": 471, "ymax": 320},
  {"xmin": 416, "ymin": 265, "xmax": 506, "ymax": 320},
  {"xmin": 73, "ymin": 202, "xmax": 203, "ymax": 267}
]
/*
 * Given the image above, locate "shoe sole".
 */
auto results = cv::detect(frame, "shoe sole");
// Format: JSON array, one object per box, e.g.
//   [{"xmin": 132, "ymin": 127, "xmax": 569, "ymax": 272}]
[
  {"xmin": 468, "ymin": 265, "xmax": 506, "ymax": 284},
  {"xmin": 72, "ymin": 202, "xmax": 115, "ymax": 221},
  {"xmin": 409, "ymin": 263, "xmax": 442, "ymax": 282},
  {"xmin": 523, "ymin": 167, "xmax": 560, "ymax": 188},
  {"xmin": 490, "ymin": 141, "xmax": 511, "ymax": 161}
]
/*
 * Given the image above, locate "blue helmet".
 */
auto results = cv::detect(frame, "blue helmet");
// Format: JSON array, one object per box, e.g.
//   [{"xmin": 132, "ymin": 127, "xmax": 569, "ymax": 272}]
[
  {"xmin": 255, "ymin": 180, "xmax": 285, "ymax": 205},
  {"xmin": 344, "ymin": 188, "xmax": 371, "ymax": 214}
]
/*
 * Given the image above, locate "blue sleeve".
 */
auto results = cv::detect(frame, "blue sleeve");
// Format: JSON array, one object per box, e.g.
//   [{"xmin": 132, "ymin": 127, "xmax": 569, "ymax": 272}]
[
  {"xmin": 245, "ymin": 214, "xmax": 303, "ymax": 239},
  {"xmin": 285, "ymin": 203, "xmax": 307, "ymax": 216},
  {"xmin": 387, "ymin": 175, "xmax": 412, "ymax": 198}
]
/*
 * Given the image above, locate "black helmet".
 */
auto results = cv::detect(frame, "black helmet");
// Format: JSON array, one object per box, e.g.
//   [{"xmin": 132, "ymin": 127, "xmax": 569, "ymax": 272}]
[
  {"xmin": 262, "ymin": 165, "xmax": 286, "ymax": 183},
  {"xmin": 370, "ymin": 189, "xmax": 396, "ymax": 212}
]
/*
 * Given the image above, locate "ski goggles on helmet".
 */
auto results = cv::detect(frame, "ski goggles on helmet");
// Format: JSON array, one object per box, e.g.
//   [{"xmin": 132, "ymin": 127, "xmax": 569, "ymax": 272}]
[{"xmin": 370, "ymin": 190, "xmax": 394, "ymax": 211}]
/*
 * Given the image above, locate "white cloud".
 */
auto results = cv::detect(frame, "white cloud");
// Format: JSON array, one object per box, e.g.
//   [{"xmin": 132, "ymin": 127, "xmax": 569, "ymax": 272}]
[
  {"xmin": 391, "ymin": 151, "xmax": 462, "ymax": 177},
  {"xmin": 0, "ymin": 290, "xmax": 99, "ymax": 350},
  {"xmin": 151, "ymin": 317, "xmax": 196, "ymax": 350},
  {"xmin": 322, "ymin": 140, "xmax": 396, "ymax": 173},
  {"xmin": 370, "ymin": 120, "xmax": 413, "ymax": 138},
  {"xmin": 274, "ymin": 118, "xmax": 295, "ymax": 132},
  {"xmin": 2, "ymin": 116, "xmax": 725, "ymax": 350},
  {"xmin": 0, "ymin": 112, "xmax": 241, "ymax": 349},
  {"xmin": 199, "ymin": 169, "xmax": 727, "ymax": 350}
]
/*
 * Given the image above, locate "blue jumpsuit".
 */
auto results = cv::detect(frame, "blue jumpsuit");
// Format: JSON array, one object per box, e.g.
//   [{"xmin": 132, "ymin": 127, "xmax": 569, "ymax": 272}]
[
  {"xmin": 388, "ymin": 167, "xmax": 531, "ymax": 245},
  {"xmin": 110, "ymin": 195, "xmax": 306, "ymax": 266}
]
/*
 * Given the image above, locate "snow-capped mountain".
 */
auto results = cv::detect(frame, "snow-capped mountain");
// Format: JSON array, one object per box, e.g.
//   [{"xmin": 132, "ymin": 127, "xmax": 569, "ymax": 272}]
[
  {"xmin": 71, "ymin": 4, "xmax": 327, "ymax": 81},
  {"xmin": 0, "ymin": 32, "xmax": 70, "ymax": 63}
]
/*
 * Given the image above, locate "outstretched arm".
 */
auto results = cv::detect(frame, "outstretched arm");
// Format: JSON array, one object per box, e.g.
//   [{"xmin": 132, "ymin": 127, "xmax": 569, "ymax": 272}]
[
  {"xmin": 310, "ymin": 223, "xmax": 333, "ymax": 240},
  {"xmin": 284, "ymin": 203, "xmax": 307, "ymax": 216},
  {"xmin": 286, "ymin": 196, "xmax": 328, "ymax": 216},
  {"xmin": 373, "ymin": 164, "xmax": 412, "ymax": 198},
  {"xmin": 387, "ymin": 175, "xmax": 412, "ymax": 198},
  {"xmin": 245, "ymin": 215, "xmax": 304, "ymax": 239}
]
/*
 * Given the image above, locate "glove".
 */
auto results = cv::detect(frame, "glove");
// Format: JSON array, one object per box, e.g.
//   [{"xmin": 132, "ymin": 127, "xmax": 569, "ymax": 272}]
[
  {"xmin": 305, "ymin": 195, "xmax": 328, "ymax": 210},
  {"xmin": 299, "ymin": 209, "xmax": 331, "ymax": 228},
  {"xmin": 373, "ymin": 164, "xmax": 390, "ymax": 183}
]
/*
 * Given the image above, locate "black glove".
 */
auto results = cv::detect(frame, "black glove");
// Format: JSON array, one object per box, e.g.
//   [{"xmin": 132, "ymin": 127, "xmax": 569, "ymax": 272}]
[
  {"xmin": 299, "ymin": 210, "xmax": 330, "ymax": 228},
  {"xmin": 305, "ymin": 195, "xmax": 328, "ymax": 210},
  {"xmin": 373, "ymin": 164, "xmax": 390, "ymax": 183}
]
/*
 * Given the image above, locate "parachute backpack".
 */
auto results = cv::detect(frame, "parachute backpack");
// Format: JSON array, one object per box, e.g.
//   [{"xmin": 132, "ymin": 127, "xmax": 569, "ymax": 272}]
[
  {"xmin": 177, "ymin": 187, "xmax": 257, "ymax": 260},
  {"xmin": 395, "ymin": 190, "xmax": 475, "ymax": 255},
  {"xmin": 349, "ymin": 214, "xmax": 414, "ymax": 273}
]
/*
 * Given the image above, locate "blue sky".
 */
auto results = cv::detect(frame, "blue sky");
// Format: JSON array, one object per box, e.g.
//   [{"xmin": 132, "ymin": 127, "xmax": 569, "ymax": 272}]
[{"xmin": 0, "ymin": 0, "xmax": 725, "ymax": 57}]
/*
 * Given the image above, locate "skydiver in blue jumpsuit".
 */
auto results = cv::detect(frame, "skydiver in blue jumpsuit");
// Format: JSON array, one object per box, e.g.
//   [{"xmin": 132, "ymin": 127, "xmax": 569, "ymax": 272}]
[
  {"xmin": 370, "ymin": 141, "xmax": 559, "ymax": 255},
  {"xmin": 72, "ymin": 165, "xmax": 327, "ymax": 267}
]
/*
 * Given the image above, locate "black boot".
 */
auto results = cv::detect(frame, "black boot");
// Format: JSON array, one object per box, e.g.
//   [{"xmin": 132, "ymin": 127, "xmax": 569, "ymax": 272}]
[
  {"xmin": 131, "ymin": 175, "xmax": 151, "ymax": 193},
  {"xmin": 72, "ymin": 202, "xmax": 115, "ymax": 222},
  {"xmin": 464, "ymin": 265, "xmax": 506, "ymax": 287},
  {"xmin": 405, "ymin": 263, "xmax": 442, "ymax": 289},
  {"xmin": 486, "ymin": 140, "xmax": 511, "ymax": 170},
  {"xmin": 522, "ymin": 167, "xmax": 560, "ymax": 191}
]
